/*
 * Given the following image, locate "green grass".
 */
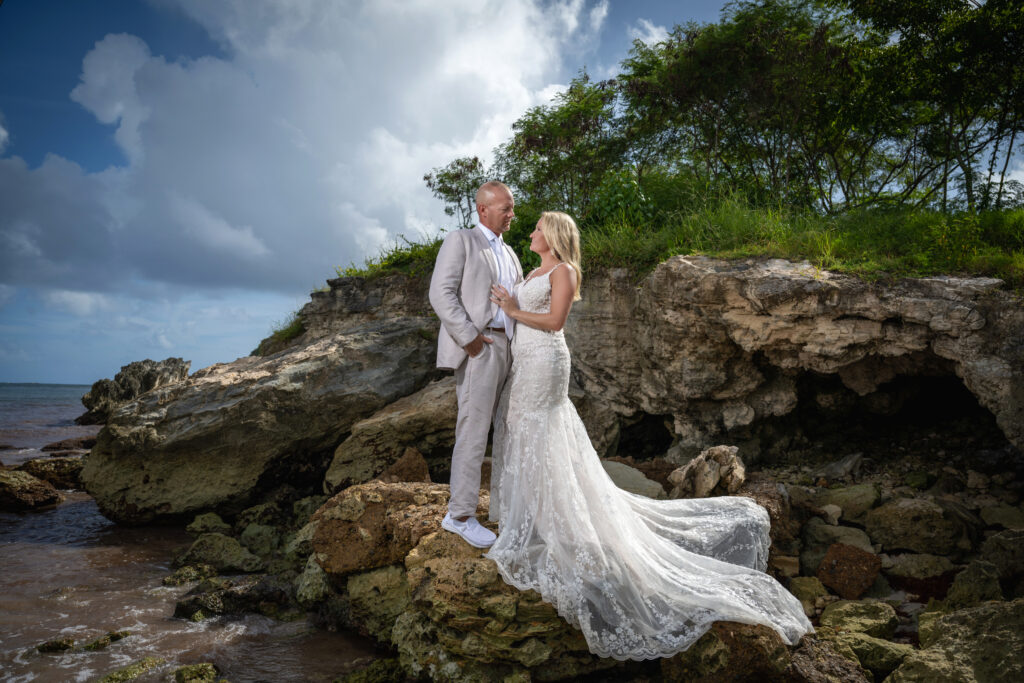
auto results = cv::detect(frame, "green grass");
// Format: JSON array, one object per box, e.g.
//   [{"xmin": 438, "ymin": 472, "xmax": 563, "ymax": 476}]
[
  {"xmin": 252, "ymin": 310, "xmax": 306, "ymax": 357},
  {"xmin": 334, "ymin": 200, "xmax": 1024, "ymax": 289}
]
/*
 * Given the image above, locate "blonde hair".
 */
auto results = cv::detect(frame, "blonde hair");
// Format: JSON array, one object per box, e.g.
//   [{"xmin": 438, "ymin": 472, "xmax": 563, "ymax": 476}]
[{"xmin": 540, "ymin": 211, "xmax": 583, "ymax": 301}]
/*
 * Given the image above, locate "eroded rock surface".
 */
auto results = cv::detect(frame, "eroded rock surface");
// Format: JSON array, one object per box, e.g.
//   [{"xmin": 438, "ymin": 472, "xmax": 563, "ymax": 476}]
[
  {"xmin": 82, "ymin": 317, "xmax": 438, "ymax": 523},
  {"xmin": 76, "ymin": 358, "xmax": 191, "ymax": 425}
]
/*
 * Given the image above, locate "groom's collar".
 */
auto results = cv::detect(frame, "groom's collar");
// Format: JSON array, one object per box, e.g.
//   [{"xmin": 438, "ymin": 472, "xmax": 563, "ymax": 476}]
[{"xmin": 476, "ymin": 222, "xmax": 504, "ymax": 243}]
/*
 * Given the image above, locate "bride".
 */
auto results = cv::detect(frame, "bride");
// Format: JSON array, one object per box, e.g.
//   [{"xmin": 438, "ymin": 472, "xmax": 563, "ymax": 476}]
[{"xmin": 485, "ymin": 211, "xmax": 812, "ymax": 660}]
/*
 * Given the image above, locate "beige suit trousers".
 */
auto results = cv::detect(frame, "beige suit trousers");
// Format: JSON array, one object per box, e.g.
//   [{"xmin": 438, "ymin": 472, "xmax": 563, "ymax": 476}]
[{"xmin": 449, "ymin": 330, "xmax": 512, "ymax": 519}]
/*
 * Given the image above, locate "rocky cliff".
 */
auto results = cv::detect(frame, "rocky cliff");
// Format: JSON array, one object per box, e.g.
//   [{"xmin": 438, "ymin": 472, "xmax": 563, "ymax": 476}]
[{"xmin": 82, "ymin": 257, "xmax": 1023, "ymax": 524}]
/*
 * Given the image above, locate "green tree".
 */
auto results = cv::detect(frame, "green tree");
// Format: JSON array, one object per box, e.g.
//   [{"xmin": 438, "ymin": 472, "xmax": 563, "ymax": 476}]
[{"xmin": 423, "ymin": 156, "xmax": 487, "ymax": 228}]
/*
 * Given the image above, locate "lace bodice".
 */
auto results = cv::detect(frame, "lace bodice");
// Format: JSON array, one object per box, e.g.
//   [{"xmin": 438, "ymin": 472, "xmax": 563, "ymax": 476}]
[{"xmin": 485, "ymin": 266, "xmax": 812, "ymax": 660}]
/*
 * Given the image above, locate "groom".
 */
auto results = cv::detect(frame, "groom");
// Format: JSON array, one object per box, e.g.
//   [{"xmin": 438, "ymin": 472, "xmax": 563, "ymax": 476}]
[{"xmin": 428, "ymin": 180, "xmax": 523, "ymax": 548}]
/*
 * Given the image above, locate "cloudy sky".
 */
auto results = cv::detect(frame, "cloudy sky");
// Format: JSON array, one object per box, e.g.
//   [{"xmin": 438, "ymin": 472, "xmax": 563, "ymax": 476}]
[{"xmin": 0, "ymin": 0, "xmax": 728, "ymax": 384}]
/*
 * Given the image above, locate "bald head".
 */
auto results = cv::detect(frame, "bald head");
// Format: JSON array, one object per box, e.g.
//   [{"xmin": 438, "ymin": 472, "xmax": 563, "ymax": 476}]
[{"xmin": 476, "ymin": 181, "xmax": 515, "ymax": 236}]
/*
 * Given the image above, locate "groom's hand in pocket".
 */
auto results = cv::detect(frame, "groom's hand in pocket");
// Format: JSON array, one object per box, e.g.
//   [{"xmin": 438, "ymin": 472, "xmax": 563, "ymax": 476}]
[{"xmin": 465, "ymin": 333, "xmax": 493, "ymax": 358}]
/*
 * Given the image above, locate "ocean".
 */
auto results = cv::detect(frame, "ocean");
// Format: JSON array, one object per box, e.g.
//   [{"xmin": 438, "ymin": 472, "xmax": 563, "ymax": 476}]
[{"xmin": 0, "ymin": 382, "xmax": 98, "ymax": 467}]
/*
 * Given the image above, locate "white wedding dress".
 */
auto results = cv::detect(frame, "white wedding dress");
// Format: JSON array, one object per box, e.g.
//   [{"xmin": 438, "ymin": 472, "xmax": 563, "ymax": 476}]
[{"xmin": 485, "ymin": 264, "xmax": 812, "ymax": 660}]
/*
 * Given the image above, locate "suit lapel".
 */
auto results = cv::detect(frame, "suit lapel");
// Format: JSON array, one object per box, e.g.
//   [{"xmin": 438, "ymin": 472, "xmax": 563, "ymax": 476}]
[{"xmin": 470, "ymin": 227, "xmax": 499, "ymax": 281}]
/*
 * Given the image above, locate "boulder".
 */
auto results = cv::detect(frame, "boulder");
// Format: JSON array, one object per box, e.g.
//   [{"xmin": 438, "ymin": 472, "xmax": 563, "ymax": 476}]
[
  {"xmin": 660, "ymin": 622, "xmax": 791, "ymax": 681},
  {"xmin": 830, "ymin": 631, "xmax": 913, "ymax": 679},
  {"xmin": 312, "ymin": 481, "xmax": 451, "ymax": 578},
  {"xmin": 667, "ymin": 445, "xmax": 746, "ymax": 498},
  {"xmin": 17, "ymin": 456, "xmax": 83, "ymax": 489},
  {"xmin": 816, "ymin": 543, "xmax": 881, "ymax": 600},
  {"xmin": 942, "ymin": 560, "xmax": 1003, "ymax": 609},
  {"xmin": 785, "ymin": 636, "xmax": 871, "ymax": 682},
  {"xmin": 864, "ymin": 497, "xmax": 965, "ymax": 554},
  {"xmin": 885, "ymin": 649, "xmax": 975, "ymax": 682},
  {"xmin": 186, "ymin": 513, "xmax": 232, "ymax": 536},
  {"xmin": 813, "ymin": 484, "xmax": 879, "ymax": 525},
  {"xmin": 980, "ymin": 504, "xmax": 1024, "ymax": 529},
  {"xmin": 0, "ymin": 469, "xmax": 64, "ymax": 511},
  {"xmin": 909, "ymin": 598, "xmax": 1024, "ymax": 682},
  {"xmin": 324, "ymin": 378, "xmax": 455, "ymax": 493},
  {"xmin": 800, "ymin": 517, "xmax": 873, "ymax": 575},
  {"xmin": 600, "ymin": 460, "xmax": 666, "ymax": 498},
  {"xmin": 81, "ymin": 315, "xmax": 438, "ymax": 524},
  {"xmin": 819, "ymin": 600, "xmax": 898, "ymax": 639},
  {"xmin": 346, "ymin": 565, "xmax": 411, "ymax": 642},
  {"xmin": 980, "ymin": 529, "xmax": 1024, "ymax": 581},
  {"xmin": 77, "ymin": 357, "xmax": 190, "ymax": 425},
  {"xmin": 173, "ymin": 533, "xmax": 263, "ymax": 573}
]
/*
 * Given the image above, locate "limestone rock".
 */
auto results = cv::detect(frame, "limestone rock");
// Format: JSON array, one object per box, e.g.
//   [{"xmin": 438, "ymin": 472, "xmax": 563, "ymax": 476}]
[
  {"xmin": 741, "ymin": 472, "xmax": 802, "ymax": 557},
  {"xmin": 77, "ymin": 357, "xmax": 190, "ymax": 425},
  {"xmin": 186, "ymin": 513, "xmax": 232, "ymax": 536},
  {"xmin": 660, "ymin": 622, "xmax": 791, "ymax": 681},
  {"xmin": 817, "ymin": 543, "xmax": 881, "ymax": 600},
  {"xmin": 980, "ymin": 529, "xmax": 1024, "ymax": 580},
  {"xmin": 800, "ymin": 517, "xmax": 873, "ymax": 575},
  {"xmin": 17, "ymin": 456, "xmax": 83, "ymax": 490},
  {"xmin": 173, "ymin": 533, "xmax": 263, "ymax": 573},
  {"xmin": 324, "ymin": 378, "xmax": 455, "ymax": 494},
  {"xmin": 865, "ymin": 497, "xmax": 964, "ymax": 554},
  {"xmin": 980, "ymin": 504, "xmax": 1024, "ymax": 529},
  {"xmin": 911, "ymin": 598, "xmax": 1024, "ymax": 682},
  {"xmin": 239, "ymin": 523, "xmax": 280, "ymax": 558},
  {"xmin": 312, "ymin": 481, "xmax": 452, "ymax": 578},
  {"xmin": 789, "ymin": 576, "xmax": 829, "ymax": 617},
  {"xmin": 819, "ymin": 600, "xmax": 898, "ymax": 639},
  {"xmin": 0, "ymin": 469, "xmax": 64, "ymax": 511},
  {"xmin": 295, "ymin": 555, "xmax": 331, "ymax": 608},
  {"xmin": 81, "ymin": 316, "xmax": 438, "ymax": 524},
  {"xmin": 374, "ymin": 447, "xmax": 431, "ymax": 485},
  {"xmin": 173, "ymin": 663, "xmax": 220, "ymax": 683},
  {"xmin": 813, "ymin": 484, "xmax": 879, "ymax": 525},
  {"xmin": 942, "ymin": 560, "xmax": 1003, "ymax": 609},
  {"xmin": 667, "ymin": 445, "xmax": 746, "ymax": 498},
  {"xmin": 346, "ymin": 565, "xmax": 411, "ymax": 642},
  {"xmin": 785, "ymin": 636, "xmax": 872, "ymax": 682},
  {"xmin": 886, "ymin": 553, "xmax": 957, "ymax": 581},
  {"xmin": 600, "ymin": 459, "xmax": 666, "ymax": 498},
  {"xmin": 832, "ymin": 631, "xmax": 913, "ymax": 679}
]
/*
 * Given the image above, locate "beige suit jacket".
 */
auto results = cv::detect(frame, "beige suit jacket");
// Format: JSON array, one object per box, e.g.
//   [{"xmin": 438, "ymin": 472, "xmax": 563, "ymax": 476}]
[{"xmin": 429, "ymin": 227, "xmax": 523, "ymax": 370}]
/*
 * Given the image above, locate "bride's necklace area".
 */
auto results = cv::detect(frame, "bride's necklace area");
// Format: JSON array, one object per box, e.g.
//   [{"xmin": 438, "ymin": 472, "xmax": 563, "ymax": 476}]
[{"xmin": 523, "ymin": 261, "xmax": 564, "ymax": 284}]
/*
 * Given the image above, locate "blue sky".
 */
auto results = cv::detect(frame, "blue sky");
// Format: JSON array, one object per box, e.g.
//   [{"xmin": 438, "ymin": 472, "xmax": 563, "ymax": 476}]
[{"xmin": 0, "ymin": 0, "xmax": 729, "ymax": 384}]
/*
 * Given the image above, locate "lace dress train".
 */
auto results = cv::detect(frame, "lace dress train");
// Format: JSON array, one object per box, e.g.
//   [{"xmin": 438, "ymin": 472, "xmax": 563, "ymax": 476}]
[{"xmin": 485, "ymin": 265, "xmax": 812, "ymax": 660}]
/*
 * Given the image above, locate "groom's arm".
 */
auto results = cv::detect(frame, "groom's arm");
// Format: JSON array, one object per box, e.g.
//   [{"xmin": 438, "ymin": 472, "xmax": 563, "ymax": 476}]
[{"xmin": 429, "ymin": 232, "xmax": 482, "ymax": 348}]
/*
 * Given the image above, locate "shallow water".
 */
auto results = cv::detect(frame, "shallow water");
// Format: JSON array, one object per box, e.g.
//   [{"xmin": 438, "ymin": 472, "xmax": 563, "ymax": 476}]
[
  {"xmin": 0, "ymin": 493, "xmax": 379, "ymax": 682},
  {"xmin": 0, "ymin": 384, "xmax": 381, "ymax": 681}
]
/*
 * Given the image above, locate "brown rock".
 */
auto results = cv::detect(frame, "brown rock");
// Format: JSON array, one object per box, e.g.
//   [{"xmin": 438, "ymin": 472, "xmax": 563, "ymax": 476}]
[
  {"xmin": 785, "ymin": 636, "xmax": 872, "ymax": 683},
  {"xmin": 661, "ymin": 622, "xmax": 791, "ymax": 682},
  {"xmin": 741, "ymin": 471, "xmax": 802, "ymax": 557},
  {"xmin": 18, "ymin": 457, "xmax": 84, "ymax": 490},
  {"xmin": 312, "ymin": 481, "xmax": 458, "ymax": 578},
  {"xmin": 604, "ymin": 455, "xmax": 677, "ymax": 490},
  {"xmin": 374, "ymin": 447, "xmax": 431, "ymax": 484},
  {"xmin": 41, "ymin": 436, "xmax": 97, "ymax": 452},
  {"xmin": 817, "ymin": 543, "xmax": 882, "ymax": 599},
  {"xmin": 668, "ymin": 445, "xmax": 747, "ymax": 498},
  {"xmin": 0, "ymin": 470, "xmax": 64, "ymax": 511}
]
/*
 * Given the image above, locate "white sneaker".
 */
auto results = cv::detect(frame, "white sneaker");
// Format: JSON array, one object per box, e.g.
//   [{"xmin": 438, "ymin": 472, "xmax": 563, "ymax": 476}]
[{"xmin": 441, "ymin": 512, "xmax": 497, "ymax": 548}]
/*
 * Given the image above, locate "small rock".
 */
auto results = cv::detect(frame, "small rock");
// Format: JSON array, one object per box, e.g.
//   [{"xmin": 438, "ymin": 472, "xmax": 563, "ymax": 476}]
[
  {"xmin": 966, "ymin": 470, "xmax": 990, "ymax": 489},
  {"xmin": 667, "ymin": 445, "xmax": 746, "ymax": 498},
  {"xmin": 173, "ymin": 533, "xmax": 263, "ymax": 573},
  {"xmin": 980, "ymin": 504, "xmax": 1024, "ymax": 529},
  {"xmin": 291, "ymin": 495, "xmax": 328, "ymax": 526},
  {"xmin": 0, "ymin": 469, "xmax": 64, "ymax": 511},
  {"xmin": 97, "ymin": 656, "xmax": 165, "ymax": 683},
  {"xmin": 234, "ymin": 502, "xmax": 282, "ymax": 529},
  {"xmin": 789, "ymin": 576, "xmax": 829, "ymax": 617},
  {"xmin": 295, "ymin": 555, "xmax": 331, "ymax": 607},
  {"xmin": 785, "ymin": 635, "xmax": 871, "ymax": 682},
  {"xmin": 815, "ymin": 483, "xmax": 879, "ymax": 524},
  {"xmin": 800, "ymin": 517, "xmax": 873, "ymax": 575},
  {"xmin": 17, "ymin": 457, "xmax": 83, "ymax": 489},
  {"xmin": 41, "ymin": 436, "xmax": 96, "ymax": 451},
  {"xmin": 810, "ymin": 453, "xmax": 862, "ymax": 482},
  {"xmin": 979, "ymin": 529, "xmax": 1024, "ymax": 580},
  {"xmin": 832, "ymin": 631, "xmax": 913, "ymax": 679},
  {"xmin": 904, "ymin": 471, "xmax": 934, "ymax": 490},
  {"xmin": 769, "ymin": 555, "xmax": 800, "ymax": 578},
  {"xmin": 884, "ymin": 649, "xmax": 973, "ymax": 682},
  {"xmin": 817, "ymin": 543, "xmax": 882, "ymax": 600},
  {"xmin": 865, "ymin": 497, "xmax": 964, "ymax": 554},
  {"xmin": 36, "ymin": 636, "xmax": 75, "ymax": 653},
  {"xmin": 186, "ymin": 513, "xmax": 231, "ymax": 536},
  {"xmin": 83, "ymin": 630, "xmax": 130, "ymax": 651},
  {"xmin": 173, "ymin": 662, "xmax": 219, "ymax": 683},
  {"xmin": 239, "ymin": 523, "xmax": 280, "ymax": 558},
  {"xmin": 335, "ymin": 658, "xmax": 406, "ymax": 683},
  {"xmin": 820, "ymin": 504, "xmax": 842, "ymax": 525},
  {"xmin": 942, "ymin": 560, "xmax": 1003, "ymax": 610},
  {"xmin": 819, "ymin": 600, "xmax": 898, "ymax": 639},
  {"xmin": 163, "ymin": 564, "xmax": 218, "ymax": 586}
]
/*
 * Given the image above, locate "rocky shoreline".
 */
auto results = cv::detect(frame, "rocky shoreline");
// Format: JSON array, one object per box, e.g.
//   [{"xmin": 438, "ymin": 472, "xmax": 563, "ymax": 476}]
[{"xmin": 6, "ymin": 256, "xmax": 1024, "ymax": 681}]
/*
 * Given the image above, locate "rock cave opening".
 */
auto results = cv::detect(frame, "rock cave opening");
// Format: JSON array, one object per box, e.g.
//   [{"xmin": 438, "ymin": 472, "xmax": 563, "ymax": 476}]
[
  {"xmin": 617, "ymin": 413, "xmax": 675, "ymax": 459},
  {"xmin": 754, "ymin": 368, "xmax": 1020, "ymax": 476}
]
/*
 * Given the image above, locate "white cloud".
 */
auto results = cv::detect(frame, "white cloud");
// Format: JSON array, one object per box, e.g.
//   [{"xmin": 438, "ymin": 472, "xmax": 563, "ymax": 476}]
[
  {"xmin": 0, "ymin": 0, "xmax": 609, "ymax": 299},
  {"xmin": 0, "ymin": 284, "xmax": 14, "ymax": 309},
  {"xmin": 43, "ymin": 290, "xmax": 114, "ymax": 316},
  {"xmin": 0, "ymin": 117, "xmax": 9, "ymax": 155},
  {"xmin": 629, "ymin": 18, "xmax": 669, "ymax": 46}
]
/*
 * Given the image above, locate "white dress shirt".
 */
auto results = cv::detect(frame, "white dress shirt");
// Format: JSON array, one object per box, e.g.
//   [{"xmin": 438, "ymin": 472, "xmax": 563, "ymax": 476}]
[{"xmin": 476, "ymin": 222, "xmax": 516, "ymax": 333}]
